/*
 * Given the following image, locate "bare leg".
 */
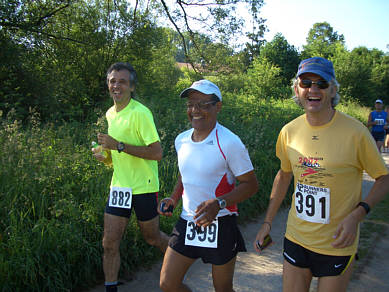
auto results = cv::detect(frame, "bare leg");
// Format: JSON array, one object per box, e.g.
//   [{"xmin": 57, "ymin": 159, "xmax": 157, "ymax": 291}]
[
  {"xmin": 376, "ymin": 140, "xmax": 384, "ymax": 153},
  {"xmin": 138, "ymin": 215, "xmax": 170, "ymax": 253},
  {"xmin": 283, "ymin": 260, "xmax": 312, "ymax": 292},
  {"xmin": 317, "ymin": 258, "xmax": 355, "ymax": 292},
  {"xmin": 102, "ymin": 213, "xmax": 129, "ymax": 282},
  {"xmin": 160, "ymin": 247, "xmax": 195, "ymax": 292},
  {"xmin": 212, "ymin": 257, "xmax": 237, "ymax": 292}
]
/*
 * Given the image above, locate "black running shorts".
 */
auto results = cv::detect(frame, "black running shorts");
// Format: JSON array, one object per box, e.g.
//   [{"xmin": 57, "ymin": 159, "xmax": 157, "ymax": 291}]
[
  {"xmin": 169, "ymin": 215, "xmax": 246, "ymax": 265},
  {"xmin": 283, "ymin": 237, "xmax": 356, "ymax": 277},
  {"xmin": 105, "ymin": 192, "xmax": 159, "ymax": 221}
]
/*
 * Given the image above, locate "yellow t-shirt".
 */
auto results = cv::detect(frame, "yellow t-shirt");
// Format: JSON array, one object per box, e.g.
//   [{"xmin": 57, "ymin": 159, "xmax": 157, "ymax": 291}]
[
  {"xmin": 106, "ymin": 99, "xmax": 160, "ymax": 194},
  {"xmin": 277, "ymin": 111, "xmax": 388, "ymax": 256}
]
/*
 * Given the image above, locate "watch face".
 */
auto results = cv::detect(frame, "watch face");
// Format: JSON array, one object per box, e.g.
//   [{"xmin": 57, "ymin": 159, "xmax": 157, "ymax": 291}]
[
  {"xmin": 218, "ymin": 199, "xmax": 226, "ymax": 209},
  {"xmin": 117, "ymin": 142, "xmax": 125, "ymax": 152}
]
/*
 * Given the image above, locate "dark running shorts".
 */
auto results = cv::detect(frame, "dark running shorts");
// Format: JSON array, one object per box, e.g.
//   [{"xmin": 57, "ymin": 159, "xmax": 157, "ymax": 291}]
[
  {"xmin": 283, "ymin": 237, "xmax": 356, "ymax": 277},
  {"xmin": 169, "ymin": 215, "xmax": 246, "ymax": 265},
  {"xmin": 105, "ymin": 192, "xmax": 158, "ymax": 221},
  {"xmin": 371, "ymin": 131, "xmax": 385, "ymax": 142}
]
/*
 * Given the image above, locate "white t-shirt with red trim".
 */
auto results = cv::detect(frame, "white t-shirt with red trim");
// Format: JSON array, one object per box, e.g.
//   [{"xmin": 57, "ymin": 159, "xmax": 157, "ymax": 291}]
[{"xmin": 175, "ymin": 122, "xmax": 254, "ymax": 221}]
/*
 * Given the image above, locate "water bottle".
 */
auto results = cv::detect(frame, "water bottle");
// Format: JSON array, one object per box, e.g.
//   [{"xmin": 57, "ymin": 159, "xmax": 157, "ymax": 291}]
[{"xmin": 91, "ymin": 141, "xmax": 107, "ymax": 158}]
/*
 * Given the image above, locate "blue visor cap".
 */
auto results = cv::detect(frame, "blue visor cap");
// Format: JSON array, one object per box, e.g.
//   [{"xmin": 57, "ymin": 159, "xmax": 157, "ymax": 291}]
[{"xmin": 296, "ymin": 57, "xmax": 335, "ymax": 82}]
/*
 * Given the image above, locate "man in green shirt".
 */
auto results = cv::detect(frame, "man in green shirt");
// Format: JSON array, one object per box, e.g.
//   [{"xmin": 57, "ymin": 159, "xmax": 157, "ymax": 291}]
[{"xmin": 92, "ymin": 62, "xmax": 169, "ymax": 292}]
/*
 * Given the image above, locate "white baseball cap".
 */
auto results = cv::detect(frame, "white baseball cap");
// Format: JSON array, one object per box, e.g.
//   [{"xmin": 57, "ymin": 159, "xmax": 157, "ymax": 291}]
[
  {"xmin": 180, "ymin": 79, "xmax": 222, "ymax": 101},
  {"xmin": 375, "ymin": 99, "xmax": 383, "ymax": 103}
]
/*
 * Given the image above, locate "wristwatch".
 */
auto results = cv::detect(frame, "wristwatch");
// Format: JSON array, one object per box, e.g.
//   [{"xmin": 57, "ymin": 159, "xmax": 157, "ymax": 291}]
[
  {"xmin": 117, "ymin": 142, "xmax": 125, "ymax": 153},
  {"xmin": 217, "ymin": 198, "xmax": 227, "ymax": 209}
]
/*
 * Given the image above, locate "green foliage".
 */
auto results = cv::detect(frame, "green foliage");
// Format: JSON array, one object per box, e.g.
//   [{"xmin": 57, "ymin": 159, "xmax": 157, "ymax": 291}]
[
  {"xmin": 259, "ymin": 33, "xmax": 300, "ymax": 86},
  {"xmin": 332, "ymin": 44, "xmax": 389, "ymax": 105},
  {"xmin": 244, "ymin": 57, "xmax": 290, "ymax": 99},
  {"xmin": 302, "ymin": 22, "xmax": 345, "ymax": 59}
]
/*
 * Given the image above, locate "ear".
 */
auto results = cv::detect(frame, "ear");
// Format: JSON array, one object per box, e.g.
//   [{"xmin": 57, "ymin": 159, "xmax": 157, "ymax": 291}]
[
  {"xmin": 216, "ymin": 101, "xmax": 222, "ymax": 113},
  {"xmin": 330, "ymin": 84, "xmax": 337, "ymax": 97},
  {"xmin": 293, "ymin": 83, "xmax": 299, "ymax": 96}
]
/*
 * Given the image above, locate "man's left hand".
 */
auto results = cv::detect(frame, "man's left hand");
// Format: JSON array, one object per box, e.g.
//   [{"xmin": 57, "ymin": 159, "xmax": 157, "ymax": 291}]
[
  {"xmin": 193, "ymin": 199, "xmax": 220, "ymax": 227},
  {"xmin": 97, "ymin": 133, "xmax": 117, "ymax": 150},
  {"xmin": 331, "ymin": 213, "xmax": 359, "ymax": 248}
]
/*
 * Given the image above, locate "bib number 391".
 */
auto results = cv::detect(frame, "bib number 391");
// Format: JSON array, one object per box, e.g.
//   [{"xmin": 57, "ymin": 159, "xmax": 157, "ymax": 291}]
[
  {"xmin": 185, "ymin": 220, "xmax": 218, "ymax": 248},
  {"xmin": 109, "ymin": 187, "xmax": 132, "ymax": 209},
  {"xmin": 294, "ymin": 183, "xmax": 330, "ymax": 224}
]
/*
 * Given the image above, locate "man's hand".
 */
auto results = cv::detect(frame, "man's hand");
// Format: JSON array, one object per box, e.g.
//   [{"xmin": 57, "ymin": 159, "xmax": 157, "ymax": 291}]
[
  {"xmin": 97, "ymin": 133, "xmax": 118, "ymax": 150},
  {"xmin": 332, "ymin": 213, "xmax": 359, "ymax": 248},
  {"xmin": 254, "ymin": 223, "xmax": 273, "ymax": 253},
  {"xmin": 158, "ymin": 198, "xmax": 175, "ymax": 217},
  {"xmin": 193, "ymin": 199, "xmax": 220, "ymax": 227}
]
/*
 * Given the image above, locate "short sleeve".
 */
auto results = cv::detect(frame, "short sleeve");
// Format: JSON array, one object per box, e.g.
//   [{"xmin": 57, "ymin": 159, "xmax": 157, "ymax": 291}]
[
  {"xmin": 276, "ymin": 128, "xmax": 292, "ymax": 172},
  {"xmin": 136, "ymin": 109, "xmax": 160, "ymax": 146},
  {"xmin": 223, "ymin": 135, "xmax": 254, "ymax": 177}
]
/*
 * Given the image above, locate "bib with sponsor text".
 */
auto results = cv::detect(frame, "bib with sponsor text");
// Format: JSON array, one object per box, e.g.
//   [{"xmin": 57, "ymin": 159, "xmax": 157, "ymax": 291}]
[{"xmin": 294, "ymin": 182, "xmax": 330, "ymax": 224}]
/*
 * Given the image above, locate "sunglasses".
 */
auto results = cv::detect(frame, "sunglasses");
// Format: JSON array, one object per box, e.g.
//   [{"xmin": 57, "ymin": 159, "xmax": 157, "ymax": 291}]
[
  {"xmin": 299, "ymin": 79, "xmax": 329, "ymax": 89},
  {"xmin": 186, "ymin": 100, "xmax": 218, "ymax": 110}
]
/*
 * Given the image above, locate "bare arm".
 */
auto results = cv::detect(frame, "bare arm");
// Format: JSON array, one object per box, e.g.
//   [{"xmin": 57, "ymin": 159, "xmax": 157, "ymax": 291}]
[
  {"xmin": 194, "ymin": 170, "xmax": 259, "ymax": 227},
  {"xmin": 254, "ymin": 169, "xmax": 293, "ymax": 252},
  {"xmin": 97, "ymin": 133, "xmax": 162, "ymax": 161},
  {"xmin": 366, "ymin": 112, "xmax": 376, "ymax": 127},
  {"xmin": 158, "ymin": 173, "xmax": 184, "ymax": 217},
  {"xmin": 332, "ymin": 173, "xmax": 389, "ymax": 248}
]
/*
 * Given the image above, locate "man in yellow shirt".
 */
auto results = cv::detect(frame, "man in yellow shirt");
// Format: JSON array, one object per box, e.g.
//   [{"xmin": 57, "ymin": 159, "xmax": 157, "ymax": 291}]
[
  {"xmin": 254, "ymin": 57, "xmax": 389, "ymax": 292},
  {"xmin": 92, "ymin": 62, "xmax": 169, "ymax": 292}
]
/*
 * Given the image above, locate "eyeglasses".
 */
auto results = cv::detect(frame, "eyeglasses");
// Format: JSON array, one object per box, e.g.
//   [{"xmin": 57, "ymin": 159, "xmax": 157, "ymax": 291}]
[
  {"xmin": 186, "ymin": 100, "xmax": 218, "ymax": 110},
  {"xmin": 299, "ymin": 79, "xmax": 329, "ymax": 89}
]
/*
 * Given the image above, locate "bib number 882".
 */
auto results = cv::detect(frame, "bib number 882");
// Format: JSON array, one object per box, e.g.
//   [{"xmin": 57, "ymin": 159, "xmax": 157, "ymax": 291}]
[
  {"xmin": 109, "ymin": 187, "xmax": 132, "ymax": 209},
  {"xmin": 111, "ymin": 190, "xmax": 131, "ymax": 207}
]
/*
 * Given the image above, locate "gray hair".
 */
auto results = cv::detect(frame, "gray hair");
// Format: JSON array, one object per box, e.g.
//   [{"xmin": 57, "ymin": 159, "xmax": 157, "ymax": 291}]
[
  {"xmin": 292, "ymin": 78, "xmax": 341, "ymax": 108},
  {"xmin": 106, "ymin": 62, "xmax": 137, "ymax": 98}
]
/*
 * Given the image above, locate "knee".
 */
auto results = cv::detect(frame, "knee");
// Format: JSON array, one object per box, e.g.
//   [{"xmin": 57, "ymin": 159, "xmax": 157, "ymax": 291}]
[
  {"xmin": 143, "ymin": 232, "xmax": 161, "ymax": 247},
  {"xmin": 159, "ymin": 276, "xmax": 174, "ymax": 292},
  {"xmin": 102, "ymin": 236, "xmax": 120, "ymax": 255}
]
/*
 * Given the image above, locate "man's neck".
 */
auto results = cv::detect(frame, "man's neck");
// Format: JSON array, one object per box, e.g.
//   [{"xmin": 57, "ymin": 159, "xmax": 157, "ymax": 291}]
[
  {"xmin": 306, "ymin": 108, "xmax": 336, "ymax": 127},
  {"xmin": 192, "ymin": 123, "xmax": 217, "ymax": 142},
  {"xmin": 115, "ymin": 98, "xmax": 131, "ymax": 112}
]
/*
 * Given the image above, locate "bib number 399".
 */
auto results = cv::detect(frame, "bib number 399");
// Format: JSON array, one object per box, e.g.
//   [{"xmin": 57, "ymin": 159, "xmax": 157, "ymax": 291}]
[
  {"xmin": 109, "ymin": 187, "xmax": 132, "ymax": 209},
  {"xmin": 294, "ymin": 183, "xmax": 330, "ymax": 224},
  {"xmin": 185, "ymin": 221, "xmax": 218, "ymax": 248}
]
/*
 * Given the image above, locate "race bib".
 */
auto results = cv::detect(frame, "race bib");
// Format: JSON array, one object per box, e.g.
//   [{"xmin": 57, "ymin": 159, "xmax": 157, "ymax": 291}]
[
  {"xmin": 375, "ymin": 118, "xmax": 384, "ymax": 125},
  {"xmin": 185, "ymin": 220, "xmax": 218, "ymax": 248},
  {"xmin": 294, "ymin": 182, "xmax": 330, "ymax": 224},
  {"xmin": 108, "ymin": 187, "xmax": 132, "ymax": 209}
]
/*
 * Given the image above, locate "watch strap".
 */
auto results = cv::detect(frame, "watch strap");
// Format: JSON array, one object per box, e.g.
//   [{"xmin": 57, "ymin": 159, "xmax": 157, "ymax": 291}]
[{"xmin": 357, "ymin": 202, "xmax": 370, "ymax": 214}]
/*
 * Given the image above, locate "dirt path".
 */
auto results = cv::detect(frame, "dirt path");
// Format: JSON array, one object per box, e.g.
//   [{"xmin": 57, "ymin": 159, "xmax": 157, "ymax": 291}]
[{"xmin": 89, "ymin": 153, "xmax": 389, "ymax": 292}]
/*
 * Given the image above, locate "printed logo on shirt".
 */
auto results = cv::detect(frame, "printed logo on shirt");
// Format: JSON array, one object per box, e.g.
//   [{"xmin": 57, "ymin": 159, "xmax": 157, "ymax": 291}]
[
  {"xmin": 206, "ymin": 140, "xmax": 214, "ymax": 145},
  {"xmin": 312, "ymin": 135, "xmax": 319, "ymax": 140}
]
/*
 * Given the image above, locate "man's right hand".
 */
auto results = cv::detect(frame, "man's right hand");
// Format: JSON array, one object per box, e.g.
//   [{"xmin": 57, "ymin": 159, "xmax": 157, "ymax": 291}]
[
  {"xmin": 158, "ymin": 198, "xmax": 175, "ymax": 217},
  {"xmin": 254, "ymin": 223, "xmax": 273, "ymax": 253}
]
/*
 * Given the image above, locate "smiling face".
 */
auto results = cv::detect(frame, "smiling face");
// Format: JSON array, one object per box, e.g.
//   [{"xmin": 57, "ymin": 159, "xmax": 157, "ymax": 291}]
[
  {"xmin": 294, "ymin": 73, "xmax": 336, "ymax": 116},
  {"xmin": 186, "ymin": 91, "xmax": 221, "ymax": 141},
  {"xmin": 107, "ymin": 69, "xmax": 134, "ymax": 109}
]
